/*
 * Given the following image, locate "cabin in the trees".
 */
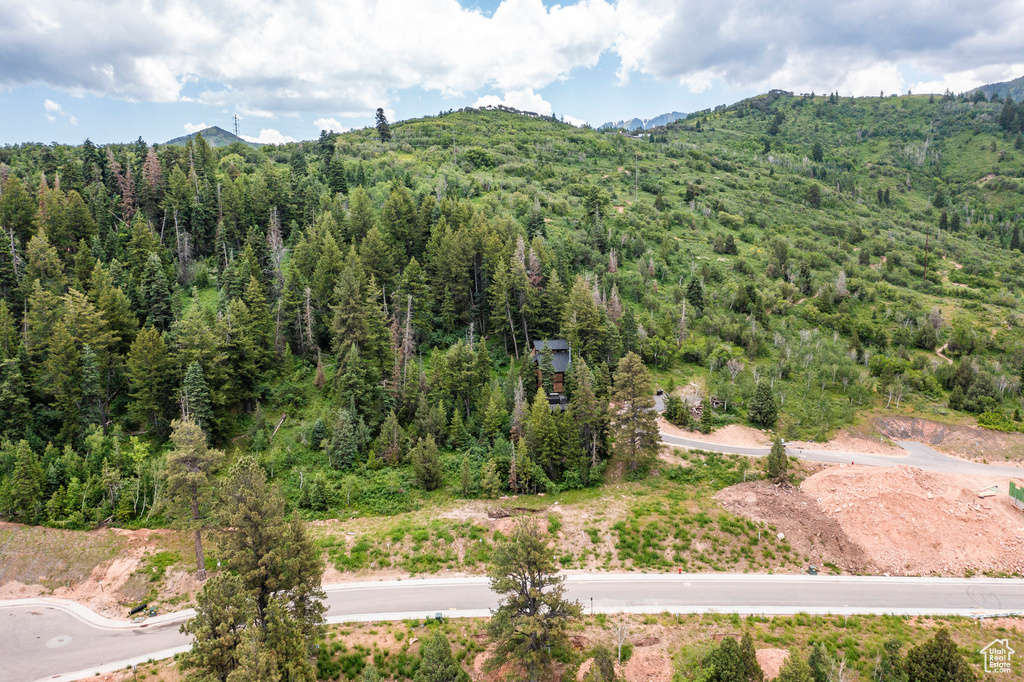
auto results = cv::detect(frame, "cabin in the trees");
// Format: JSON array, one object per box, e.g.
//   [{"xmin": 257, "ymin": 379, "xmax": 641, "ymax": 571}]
[{"xmin": 532, "ymin": 340, "xmax": 571, "ymax": 396}]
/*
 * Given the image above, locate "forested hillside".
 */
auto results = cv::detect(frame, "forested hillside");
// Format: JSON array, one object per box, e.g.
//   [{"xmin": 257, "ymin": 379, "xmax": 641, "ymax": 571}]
[{"xmin": 1, "ymin": 90, "xmax": 1023, "ymax": 528}]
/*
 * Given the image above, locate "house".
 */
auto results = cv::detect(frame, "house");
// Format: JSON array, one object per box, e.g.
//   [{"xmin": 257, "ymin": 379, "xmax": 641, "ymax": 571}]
[{"xmin": 532, "ymin": 340, "xmax": 571, "ymax": 394}]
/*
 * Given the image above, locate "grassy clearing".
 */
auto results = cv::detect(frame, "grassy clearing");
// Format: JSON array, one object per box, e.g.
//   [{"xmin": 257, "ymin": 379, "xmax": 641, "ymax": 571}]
[
  {"xmin": 314, "ymin": 451, "xmax": 811, "ymax": 577},
  {"xmin": 0, "ymin": 523, "xmax": 125, "ymax": 589}
]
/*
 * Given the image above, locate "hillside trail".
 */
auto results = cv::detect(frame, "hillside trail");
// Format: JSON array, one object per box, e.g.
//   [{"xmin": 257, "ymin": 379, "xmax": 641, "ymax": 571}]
[{"xmin": 934, "ymin": 342, "xmax": 953, "ymax": 365}]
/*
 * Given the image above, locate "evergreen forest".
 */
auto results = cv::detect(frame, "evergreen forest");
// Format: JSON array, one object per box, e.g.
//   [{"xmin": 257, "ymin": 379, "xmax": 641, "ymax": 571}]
[{"xmin": 2, "ymin": 88, "xmax": 1024, "ymax": 528}]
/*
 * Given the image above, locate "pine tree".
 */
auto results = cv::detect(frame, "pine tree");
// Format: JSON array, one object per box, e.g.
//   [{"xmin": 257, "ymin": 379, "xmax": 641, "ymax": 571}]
[
  {"xmin": 78, "ymin": 344, "xmax": 102, "ymax": 428},
  {"xmin": 487, "ymin": 519, "xmax": 582, "ymax": 682},
  {"xmin": 460, "ymin": 455, "xmax": 473, "ymax": 497},
  {"xmin": 766, "ymin": 437, "xmax": 788, "ymax": 483},
  {"xmin": 776, "ymin": 653, "xmax": 814, "ymax": 682},
  {"xmin": 375, "ymin": 108, "xmax": 392, "ymax": 143},
  {"xmin": 0, "ymin": 300, "xmax": 18, "ymax": 360},
  {"xmin": 413, "ymin": 630, "xmax": 470, "ymax": 682},
  {"xmin": 527, "ymin": 388, "xmax": 560, "ymax": 476},
  {"xmin": 686, "ymin": 277, "xmax": 704, "ymax": 311},
  {"xmin": 180, "ymin": 573, "xmax": 252, "ymax": 680},
  {"xmin": 127, "ymin": 326, "xmax": 172, "ymax": 432},
  {"xmin": 748, "ymin": 381, "xmax": 779, "ymax": 429},
  {"xmin": 139, "ymin": 253, "xmax": 172, "ymax": 331},
  {"xmin": 165, "ymin": 418, "xmax": 223, "ymax": 579},
  {"xmin": 413, "ymin": 434, "xmax": 443, "ymax": 491},
  {"xmin": 740, "ymin": 632, "xmax": 764, "ymax": 682},
  {"xmin": 182, "ymin": 361, "xmax": 215, "ymax": 436},
  {"xmin": 569, "ymin": 357, "xmax": 604, "ymax": 467},
  {"xmin": 325, "ymin": 408, "xmax": 361, "ymax": 470},
  {"xmin": 608, "ymin": 352, "xmax": 658, "ymax": 473},
  {"xmin": 218, "ymin": 455, "xmax": 326, "ymax": 646},
  {"xmin": 904, "ymin": 629, "xmax": 975, "ymax": 682},
  {"xmin": 0, "ymin": 354, "xmax": 31, "ymax": 441},
  {"xmin": 5, "ymin": 440, "xmax": 43, "ymax": 523},
  {"xmin": 328, "ymin": 155, "xmax": 349, "ymax": 195}
]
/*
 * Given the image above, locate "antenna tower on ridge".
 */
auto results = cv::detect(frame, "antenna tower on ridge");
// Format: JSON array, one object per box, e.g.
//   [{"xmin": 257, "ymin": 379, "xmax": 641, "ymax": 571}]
[{"xmin": 233, "ymin": 114, "xmax": 239, "ymax": 139}]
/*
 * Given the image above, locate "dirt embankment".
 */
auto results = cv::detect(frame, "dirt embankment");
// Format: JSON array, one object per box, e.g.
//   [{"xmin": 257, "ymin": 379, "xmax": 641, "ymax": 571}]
[
  {"xmin": 719, "ymin": 465, "xmax": 1024, "ymax": 576},
  {"xmin": 659, "ymin": 419, "xmax": 904, "ymax": 457},
  {"xmin": 716, "ymin": 480, "xmax": 872, "ymax": 574},
  {"xmin": 0, "ymin": 524, "xmax": 199, "ymax": 618},
  {"xmin": 877, "ymin": 416, "xmax": 1024, "ymax": 464}
]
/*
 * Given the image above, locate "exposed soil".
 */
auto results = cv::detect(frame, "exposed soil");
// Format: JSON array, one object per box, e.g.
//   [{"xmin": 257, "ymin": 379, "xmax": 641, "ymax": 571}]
[
  {"xmin": 659, "ymin": 419, "xmax": 768, "ymax": 448},
  {"xmin": 716, "ymin": 479, "xmax": 872, "ymax": 573},
  {"xmin": 802, "ymin": 465, "xmax": 1024, "ymax": 576},
  {"xmin": 757, "ymin": 648, "xmax": 791, "ymax": 681},
  {"xmin": 721, "ymin": 465, "xmax": 1024, "ymax": 576},
  {"xmin": 877, "ymin": 416, "xmax": 1024, "ymax": 464},
  {"xmin": 0, "ymin": 523, "xmax": 199, "ymax": 619},
  {"xmin": 660, "ymin": 420, "xmax": 904, "ymax": 456}
]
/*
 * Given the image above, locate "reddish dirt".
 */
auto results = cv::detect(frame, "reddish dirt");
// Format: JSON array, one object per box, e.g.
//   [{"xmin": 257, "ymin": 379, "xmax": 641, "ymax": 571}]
[
  {"xmin": 802, "ymin": 466, "xmax": 1024, "ymax": 575},
  {"xmin": 721, "ymin": 465, "xmax": 1024, "ymax": 576},
  {"xmin": 877, "ymin": 416, "xmax": 1024, "ymax": 465},
  {"xmin": 757, "ymin": 649, "xmax": 791, "ymax": 680},
  {"xmin": 716, "ymin": 480, "xmax": 872, "ymax": 573}
]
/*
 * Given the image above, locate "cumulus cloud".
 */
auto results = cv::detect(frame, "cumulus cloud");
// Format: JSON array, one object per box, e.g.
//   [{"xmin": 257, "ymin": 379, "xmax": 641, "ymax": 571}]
[
  {"xmin": 621, "ymin": 0, "xmax": 1024, "ymax": 96},
  {"xmin": 562, "ymin": 114, "xmax": 588, "ymax": 127},
  {"xmin": 473, "ymin": 88, "xmax": 552, "ymax": 114},
  {"xmin": 241, "ymin": 128, "xmax": 297, "ymax": 145},
  {"xmin": 183, "ymin": 122, "xmax": 209, "ymax": 133},
  {"xmin": 5, "ymin": 0, "xmax": 1023, "ymax": 118},
  {"xmin": 313, "ymin": 117, "xmax": 348, "ymax": 133},
  {"xmin": 0, "ymin": 0, "xmax": 619, "ymax": 117},
  {"xmin": 43, "ymin": 98, "xmax": 76, "ymax": 125}
]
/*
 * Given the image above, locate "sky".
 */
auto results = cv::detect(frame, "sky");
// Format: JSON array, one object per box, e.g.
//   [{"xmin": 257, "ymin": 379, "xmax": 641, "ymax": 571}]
[{"xmin": 1, "ymin": 0, "xmax": 1022, "ymax": 146}]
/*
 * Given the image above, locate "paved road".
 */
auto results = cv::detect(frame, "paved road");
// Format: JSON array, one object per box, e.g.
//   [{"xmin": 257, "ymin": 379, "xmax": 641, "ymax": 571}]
[
  {"xmin": 5, "ymin": 574, "xmax": 1024, "ymax": 682},
  {"xmin": 660, "ymin": 433, "xmax": 1024, "ymax": 476}
]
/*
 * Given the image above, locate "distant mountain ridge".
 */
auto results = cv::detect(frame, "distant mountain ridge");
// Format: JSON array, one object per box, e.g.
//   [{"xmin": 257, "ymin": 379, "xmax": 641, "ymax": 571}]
[
  {"xmin": 165, "ymin": 125, "xmax": 260, "ymax": 148},
  {"xmin": 972, "ymin": 75, "xmax": 1024, "ymax": 102},
  {"xmin": 599, "ymin": 111, "xmax": 686, "ymax": 131}
]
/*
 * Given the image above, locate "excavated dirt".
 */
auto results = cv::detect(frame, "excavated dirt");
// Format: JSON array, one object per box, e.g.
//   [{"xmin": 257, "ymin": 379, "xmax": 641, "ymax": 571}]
[
  {"xmin": 802, "ymin": 465, "xmax": 1024, "ymax": 575},
  {"xmin": 720, "ymin": 465, "xmax": 1024, "ymax": 576},
  {"xmin": 757, "ymin": 649, "xmax": 790, "ymax": 681},
  {"xmin": 877, "ymin": 416, "xmax": 1024, "ymax": 464},
  {"xmin": 716, "ymin": 481, "xmax": 872, "ymax": 573}
]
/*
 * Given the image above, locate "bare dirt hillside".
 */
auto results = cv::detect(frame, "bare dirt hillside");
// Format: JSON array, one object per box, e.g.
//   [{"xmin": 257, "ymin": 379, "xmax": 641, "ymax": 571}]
[
  {"xmin": 719, "ymin": 465, "xmax": 1024, "ymax": 576},
  {"xmin": 0, "ymin": 523, "xmax": 199, "ymax": 618},
  {"xmin": 878, "ymin": 416, "xmax": 1024, "ymax": 464}
]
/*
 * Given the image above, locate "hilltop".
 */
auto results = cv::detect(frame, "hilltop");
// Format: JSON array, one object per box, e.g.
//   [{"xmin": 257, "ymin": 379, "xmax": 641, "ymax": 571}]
[
  {"xmin": 599, "ymin": 110, "xmax": 687, "ymax": 131},
  {"xmin": 164, "ymin": 124, "xmax": 259, "ymax": 147},
  {"xmin": 973, "ymin": 73, "xmax": 1024, "ymax": 102}
]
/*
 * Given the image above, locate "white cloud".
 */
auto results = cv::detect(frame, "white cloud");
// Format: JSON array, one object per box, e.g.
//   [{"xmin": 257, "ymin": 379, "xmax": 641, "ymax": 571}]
[
  {"xmin": 562, "ymin": 114, "xmax": 588, "ymax": 127},
  {"xmin": 617, "ymin": 0, "xmax": 1024, "ymax": 97},
  {"xmin": 241, "ymin": 128, "xmax": 297, "ymax": 145},
  {"xmin": 1, "ymin": 0, "xmax": 621, "ymax": 118},
  {"xmin": 473, "ymin": 88, "xmax": 552, "ymax": 115},
  {"xmin": 5, "ymin": 0, "xmax": 1024, "ymax": 121},
  {"xmin": 313, "ymin": 117, "xmax": 348, "ymax": 133},
  {"xmin": 42, "ymin": 98, "xmax": 76, "ymax": 125},
  {"xmin": 183, "ymin": 122, "xmax": 209, "ymax": 133}
]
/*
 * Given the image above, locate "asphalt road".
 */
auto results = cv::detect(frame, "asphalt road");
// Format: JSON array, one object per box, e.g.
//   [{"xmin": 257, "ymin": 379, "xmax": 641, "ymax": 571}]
[
  {"xmin": 660, "ymin": 433, "xmax": 1024, "ymax": 476},
  {"xmin": 5, "ymin": 574, "xmax": 1024, "ymax": 682}
]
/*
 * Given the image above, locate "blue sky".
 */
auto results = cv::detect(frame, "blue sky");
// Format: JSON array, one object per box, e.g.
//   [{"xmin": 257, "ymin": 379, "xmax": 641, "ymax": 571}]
[{"xmin": 1, "ymin": 0, "xmax": 1021, "ymax": 146}]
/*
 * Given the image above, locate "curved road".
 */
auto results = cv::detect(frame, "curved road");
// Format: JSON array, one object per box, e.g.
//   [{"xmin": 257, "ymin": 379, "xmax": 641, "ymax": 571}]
[
  {"xmin": 5, "ymin": 435, "xmax": 1021, "ymax": 681},
  {"xmin": 4, "ymin": 574, "xmax": 1024, "ymax": 682},
  {"xmin": 660, "ymin": 433, "xmax": 1024, "ymax": 476}
]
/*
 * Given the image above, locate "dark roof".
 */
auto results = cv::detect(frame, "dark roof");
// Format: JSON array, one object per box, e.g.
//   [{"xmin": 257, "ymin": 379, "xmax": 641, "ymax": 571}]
[
  {"xmin": 532, "ymin": 340, "xmax": 572, "ymax": 373},
  {"xmin": 533, "ymin": 339, "xmax": 570, "ymax": 352}
]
